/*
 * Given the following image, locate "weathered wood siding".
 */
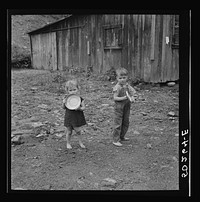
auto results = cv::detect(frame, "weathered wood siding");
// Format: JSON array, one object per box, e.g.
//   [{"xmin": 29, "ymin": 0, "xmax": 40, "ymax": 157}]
[
  {"xmin": 120, "ymin": 14, "xmax": 179, "ymax": 82},
  {"xmin": 56, "ymin": 15, "xmax": 88, "ymax": 71},
  {"xmin": 29, "ymin": 14, "xmax": 179, "ymax": 83},
  {"xmin": 31, "ymin": 32, "xmax": 57, "ymax": 70}
]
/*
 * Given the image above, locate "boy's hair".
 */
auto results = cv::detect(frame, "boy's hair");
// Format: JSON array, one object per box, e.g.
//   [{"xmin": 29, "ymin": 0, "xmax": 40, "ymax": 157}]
[
  {"xmin": 65, "ymin": 79, "xmax": 79, "ymax": 92},
  {"xmin": 116, "ymin": 68, "xmax": 128, "ymax": 77}
]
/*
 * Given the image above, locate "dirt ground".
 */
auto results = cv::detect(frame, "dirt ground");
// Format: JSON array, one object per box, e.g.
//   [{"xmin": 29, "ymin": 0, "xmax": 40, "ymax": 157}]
[{"xmin": 11, "ymin": 69, "xmax": 179, "ymax": 191}]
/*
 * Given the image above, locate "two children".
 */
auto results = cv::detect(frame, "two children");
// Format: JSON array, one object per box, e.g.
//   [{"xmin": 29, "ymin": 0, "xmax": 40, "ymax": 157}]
[{"xmin": 62, "ymin": 67, "xmax": 136, "ymax": 149}]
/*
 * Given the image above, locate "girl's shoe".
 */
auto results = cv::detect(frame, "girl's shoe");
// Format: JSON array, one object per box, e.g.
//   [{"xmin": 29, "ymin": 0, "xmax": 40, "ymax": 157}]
[
  {"xmin": 113, "ymin": 141, "xmax": 123, "ymax": 146},
  {"xmin": 66, "ymin": 143, "xmax": 72, "ymax": 149}
]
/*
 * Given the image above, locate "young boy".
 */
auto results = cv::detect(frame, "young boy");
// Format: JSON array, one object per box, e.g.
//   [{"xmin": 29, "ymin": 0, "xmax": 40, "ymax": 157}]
[{"xmin": 112, "ymin": 68, "xmax": 136, "ymax": 146}]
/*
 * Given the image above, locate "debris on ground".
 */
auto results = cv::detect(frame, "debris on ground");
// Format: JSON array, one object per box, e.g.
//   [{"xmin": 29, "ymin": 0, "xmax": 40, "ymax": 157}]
[
  {"xmin": 11, "ymin": 69, "xmax": 179, "ymax": 190},
  {"xmin": 101, "ymin": 178, "xmax": 118, "ymax": 188},
  {"xmin": 168, "ymin": 111, "xmax": 176, "ymax": 117},
  {"xmin": 11, "ymin": 135, "xmax": 24, "ymax": 145},
  {"xmin": 167, "ymin": 82, "xmax": 176, "ymax": 87}
]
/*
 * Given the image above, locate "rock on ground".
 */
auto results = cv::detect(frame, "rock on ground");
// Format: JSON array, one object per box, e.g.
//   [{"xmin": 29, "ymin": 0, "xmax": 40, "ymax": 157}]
[
  {"xmin": 101, "ymin": 178, "xmax": 118, "ymax": 188},
  {"xmin": 11, "ymin": 135, "xmax": 24, "ymax": 145}
]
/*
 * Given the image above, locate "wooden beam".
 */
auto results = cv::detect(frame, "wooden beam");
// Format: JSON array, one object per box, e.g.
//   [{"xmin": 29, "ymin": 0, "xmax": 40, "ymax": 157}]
[
  {"xmin": 30, "ymin": 24, "xmax": 86, "ymax": 35},
  {"xmin": 150, "ymin": 15, "xmax": 156, "ymax": 60}
]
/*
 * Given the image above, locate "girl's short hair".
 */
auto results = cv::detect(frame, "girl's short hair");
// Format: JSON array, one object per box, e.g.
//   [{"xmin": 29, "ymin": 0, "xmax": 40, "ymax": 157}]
[
  {"xmin": 65, "ymin": 79, "xmax": 79, "ymax": 92},
  {"xmin": 116, "ymin": 68, "xmax": 128, "ymax": 77}
]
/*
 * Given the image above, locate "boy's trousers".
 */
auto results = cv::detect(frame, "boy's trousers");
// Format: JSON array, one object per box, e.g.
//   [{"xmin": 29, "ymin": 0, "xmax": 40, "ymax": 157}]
[{"xmin": 113, "ymin": 99, "xmax": 131, "ymax": 142}]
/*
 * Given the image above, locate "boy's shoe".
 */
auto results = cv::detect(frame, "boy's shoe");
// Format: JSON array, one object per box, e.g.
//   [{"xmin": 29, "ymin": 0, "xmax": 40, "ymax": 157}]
[
  {"xmin": 120, "ymin": 137, "xmax": 130, "ymax": 141},
  {"xmin": 66, "ymin": 144, "xmax": 72, "ymax": 149},
  {"xmin": 112, "ymin": 141, "xmax": 123, "ymax": 147},
  {"xmin": 79, "ymin": 143, "xmax": 86, "ymax": 149}
]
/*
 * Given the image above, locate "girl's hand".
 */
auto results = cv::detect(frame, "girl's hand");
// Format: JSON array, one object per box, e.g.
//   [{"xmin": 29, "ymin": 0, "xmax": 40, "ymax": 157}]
[
  {"xmin": 63, "ymin": 98, "xmax": 66, "ymax": 104},
  {"xmin": 75, "ymin": 105, "xmax": 85, "ymax": 111},
  {"xmin": 75, "ymin": 106, "xmax": 81, "ymax": 111},
  {"xmin": 75, "ymin": 107, "xmax": 82, "ymax": 111},
  {"xmin": 76, "ymin": 100, "xmax": 85, "ymax": 111},
  {"xmin": 63, "ymin": 94, "xmax": 68, "ymax": 103}
]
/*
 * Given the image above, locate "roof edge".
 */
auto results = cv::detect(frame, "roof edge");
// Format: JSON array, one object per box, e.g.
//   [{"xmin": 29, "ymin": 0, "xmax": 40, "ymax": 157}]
[{"xmin": 27, "ymin": 14, "xmax": 72, "ymax": 35}]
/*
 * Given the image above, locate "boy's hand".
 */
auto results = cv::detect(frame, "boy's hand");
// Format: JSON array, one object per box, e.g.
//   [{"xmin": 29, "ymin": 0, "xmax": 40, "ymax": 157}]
[
  {"xmin": 126, "ymin": 91, "xmax": 132, "ymax": 101},
  {"xmin": 130, "ymin": 96, "xmax": 135, "ymax": 102}
]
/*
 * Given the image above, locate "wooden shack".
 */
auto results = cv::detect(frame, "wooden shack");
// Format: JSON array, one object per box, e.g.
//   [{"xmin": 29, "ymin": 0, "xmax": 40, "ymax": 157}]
[{"xmin": 28, "ymin": 14, "xmax": 179, "ymax": 83}]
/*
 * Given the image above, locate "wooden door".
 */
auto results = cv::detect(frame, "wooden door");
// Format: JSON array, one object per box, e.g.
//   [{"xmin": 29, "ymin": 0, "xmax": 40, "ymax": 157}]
[
  {"xmin": 31, "ymin": 32, "xmax": 57, "ymax": 70},
  {"xmin": 40, "ymin": 32, "xmax": 57, "ymax": 70}
]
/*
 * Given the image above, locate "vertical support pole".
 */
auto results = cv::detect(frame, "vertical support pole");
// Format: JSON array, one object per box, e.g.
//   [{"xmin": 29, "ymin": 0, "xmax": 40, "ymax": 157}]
[{"xmin": 150, "ymin": 15, "xmax": 156, "ymax": 61}]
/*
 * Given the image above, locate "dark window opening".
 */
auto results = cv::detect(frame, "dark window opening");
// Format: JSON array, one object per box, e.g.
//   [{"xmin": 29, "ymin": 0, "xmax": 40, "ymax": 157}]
[{"xmin": 103, "ymin": 24, "xmax": 123, "ymax": 49}]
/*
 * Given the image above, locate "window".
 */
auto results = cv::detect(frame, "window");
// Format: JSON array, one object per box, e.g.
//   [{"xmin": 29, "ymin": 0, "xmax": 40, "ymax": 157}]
[
  {"xmin": 103, "ymin": 24, "xmax": 123, "ymax": 49},
  {"xmin": 172, "ymin": 15, "xmax": 179, "ymax": 48}
]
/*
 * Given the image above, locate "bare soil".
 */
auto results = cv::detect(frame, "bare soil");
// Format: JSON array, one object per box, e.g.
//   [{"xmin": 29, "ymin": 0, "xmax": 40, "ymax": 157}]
[{"xmin": 11, "ymin": 69, "xmax": 179, "ymax": 191}]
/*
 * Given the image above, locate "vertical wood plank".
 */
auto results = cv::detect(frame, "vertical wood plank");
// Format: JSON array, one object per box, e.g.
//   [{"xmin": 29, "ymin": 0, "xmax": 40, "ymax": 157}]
[
  {"xmin": 150, "ymin": 15, "xmax": 161, "ymax": 83},
  {"xmin": 40, "ymin": 34, "xmax": 44, "ymax": 69},
  {"xmin": 131, "ymin": 15, "xmax": 136, "ymax": 79},
  {"xmin": 96, "ymin": 15, "xmax": 103, "ymax": 73},
  {"xmin": 136, "ymin": 15, "xmax": 140, "ymax": 80},
  {"xmin": 161, "ymin": 15, "xmax": 167, "ymax": 82},
  {"xmin": 170, "ymin": 15, "xmax": 179, "ymax": 81},
  {"xmin": 100, "ymin": 15, "xmax": 104, "ymax": 73},
  {"xmin": 78, "ymin": 26, "xmax": 81, "ymax": 67},
  {"xmin": 52, "ymin": 32, "xmax": 57, "ymax": 70},
  {"xmin": 38, "ymin": 34, "xmax": 41, "ymax": 69},
  {"xmin": 122, "ymin": 15, "xmax": 128, "ymax": 69},
  {"xmin": 172, "ymin": 49, "xmax": 179, "ymax": 80},
  {"xmin": 150, "ymin": 15, "xmax": 156, "ymax": 60},
  {"xmin": 33, "ymin": 35, "xmax": 37, "ymax": 69},
  {"xmin": 47, "ymin": 33, "xmax": 51, "ymax": 70},
  {"xmin": 164, "ymin": 15, "xmax": 172, "ymax": 81},
  {"xmin": 62, "ymin": 30, "xmax": 66, "ymax": 70},
  {"xmin": 127, "ymin": 15, "xmax": 132, "ymax": 74},
  {"xmin": 140, "ymin": 15, "xmax": 144, "ymax": 81},
  {"xmin": 157, "ymin": 15, "xmax": 163, "ymax": 82},
  {"xmin": 84, "ymin": 16, "xmax": 88, "ymax": 69},
  {"xmin": 142, "ymin": 14, "xmax": 145, "ymax": 31},
  {"xmin": 102, "ymin": 15, "xmax": 106, "ymax": 72},
  {"xmin": 56, "ymin": 31, "xmax": 60, "ymax": 70},
  {"xmin": 143, "ymin": 15, "xmax": 151, "ymax": 82},
  {"xmin": 68, "ymin": 28, "xmax": 72, "ymax": 67},
  {"xmin": 65, "ymin": 30, "xmax": 69, "ymax": 69}
]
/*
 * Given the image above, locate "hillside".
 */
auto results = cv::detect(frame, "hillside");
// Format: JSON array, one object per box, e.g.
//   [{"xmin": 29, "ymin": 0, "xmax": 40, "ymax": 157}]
[{"xmin": 11, "ymin": 15, "xmax": 69, "ymax": 63}]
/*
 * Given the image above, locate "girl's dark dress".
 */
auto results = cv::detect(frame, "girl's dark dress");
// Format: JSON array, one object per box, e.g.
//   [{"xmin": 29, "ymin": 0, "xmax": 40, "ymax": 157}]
[{"xmin": 63, "ymin": 97, "xmax": 86, "ymax": 128}]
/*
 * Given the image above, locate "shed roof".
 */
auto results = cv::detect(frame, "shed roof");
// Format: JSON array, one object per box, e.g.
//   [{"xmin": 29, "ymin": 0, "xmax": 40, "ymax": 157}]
[{"xmin": 27, "ymin": 14, "xmax": 73, "ymax": 35}]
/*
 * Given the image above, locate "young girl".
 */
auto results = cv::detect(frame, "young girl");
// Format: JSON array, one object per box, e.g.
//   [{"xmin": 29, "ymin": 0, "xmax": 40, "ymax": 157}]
[
  {"xmin": 62, "ymin": 79, "xmax": 86, "ymax": 149},
  {"xmin": 112, "ymin": 68, "xmax": 136, "ymax": 146}
]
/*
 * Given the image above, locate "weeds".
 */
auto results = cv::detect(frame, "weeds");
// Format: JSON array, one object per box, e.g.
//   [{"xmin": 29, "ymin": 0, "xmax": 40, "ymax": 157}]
[{"xmin": 12, "ymin": 56, "xmax": 32, "ymax": 69}]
